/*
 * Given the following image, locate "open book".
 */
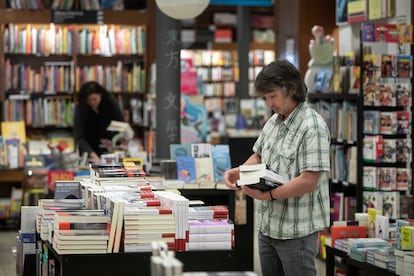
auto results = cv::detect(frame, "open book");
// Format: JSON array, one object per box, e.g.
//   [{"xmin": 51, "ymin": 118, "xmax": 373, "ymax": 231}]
[{"xmin": 236, "ymin": 163, "xmax": 288, "ymax": 191}]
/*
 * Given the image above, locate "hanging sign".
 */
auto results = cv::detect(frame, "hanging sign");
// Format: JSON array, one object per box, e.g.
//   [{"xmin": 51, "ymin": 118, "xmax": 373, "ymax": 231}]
[{"xmin": 51, "ymin": 10, "xmax": 103, "ymax": 24}]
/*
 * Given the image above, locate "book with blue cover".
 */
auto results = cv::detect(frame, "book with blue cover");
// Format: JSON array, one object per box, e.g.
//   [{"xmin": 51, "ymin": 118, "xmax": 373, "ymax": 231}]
[
  {"xmin": 176, "ymin": 156, "xmax": 196, "ymax": 183},
  {"xmin": 211, "ymin": 144, "xmax": 232, "ymax": 182}
]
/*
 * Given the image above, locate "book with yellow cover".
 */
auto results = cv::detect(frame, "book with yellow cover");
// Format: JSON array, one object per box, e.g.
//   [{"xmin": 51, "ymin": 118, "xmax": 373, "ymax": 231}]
[{"xmin": 1, "ymin": 121, "xmax": 26, "ymax": 144}]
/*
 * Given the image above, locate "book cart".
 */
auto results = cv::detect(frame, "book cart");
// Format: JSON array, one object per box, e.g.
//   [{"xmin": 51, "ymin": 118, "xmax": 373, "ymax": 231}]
[{"xmin": 33, "ymin": 188, "xmax": 254, "ymax": 276}]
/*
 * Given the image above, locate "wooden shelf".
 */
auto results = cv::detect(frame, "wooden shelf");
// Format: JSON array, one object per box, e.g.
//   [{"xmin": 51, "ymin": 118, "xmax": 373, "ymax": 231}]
[
  {"xmin": 0, "ymin": 9, "xmax": 149, "ymax": 25},
  {"xmin": 0, "ymin": 168, "xmax": 24, "ymax": 183}
]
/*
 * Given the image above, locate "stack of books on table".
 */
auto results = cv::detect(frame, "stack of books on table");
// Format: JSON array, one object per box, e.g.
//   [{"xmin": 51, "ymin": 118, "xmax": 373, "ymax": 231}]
[
  {"xmin": 123, "ymin": 205, "xmax": 176, "ymax": 252},
  {"xmin": 186, "ymin": 219, "xmax": 234, "ymax": 251},
  {"xmin": 36, "ymin": 199, "xmax": 85, "ymax": 241},
  {"xmin": 348, "ymin": 238, "xmax": 392, "ymax": 262},
  {"xmin": 366, "ymin": 246, "xmax": 395, "ymax": 271},
  {"xmin": 52, "ymin": 210, "xmax": 110, "ymax": 254},
  {"xmin": 90, "ymin": 163, "xmax": 149, "ymax": 186},
  {"xmin": 403, "ymin": 252, "xmax": 414, "ymax": 276},
  {"xmin": 394, "ymin": 249, "xmax": 414, "ymax": 275},
  {"xmin": 153, "ymin": 191, "xmax": 190, "ymax": 251},
  {"xmin": 188, "ymin": 205, "xmax": 229, "ymax": 220}
]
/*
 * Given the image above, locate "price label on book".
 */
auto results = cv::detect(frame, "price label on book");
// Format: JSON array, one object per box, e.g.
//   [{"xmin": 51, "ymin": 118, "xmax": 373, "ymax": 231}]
[{"xmin": 51, "ymin": 10, "xmax": 103, "ymax": 24}]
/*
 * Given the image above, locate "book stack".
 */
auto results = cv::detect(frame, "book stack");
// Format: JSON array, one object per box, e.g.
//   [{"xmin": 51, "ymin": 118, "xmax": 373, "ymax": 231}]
[
  {"xmin": 188, "ymin": 205, "xmax": 229, "ymax": 220},
  {"xmin": 100, "ymin": 195, "xmax": 124, "ymax": 253},
  {"xmin": 236, "ymin": 163, "xmax": 288, "ymax": 191},
  {"xmin": 123, "ymin": 205, "xmax": 176, "ymax": 253},
  {"xmin": 90, "ymin": 163, "xmax": 149, "ymax": 187},
  {"xmin": 348, "ymin": 238, "xmax": 392, "ymax": 263},
  {"xmin": 404, "ymin": 253, "xmax": 414, "ymax": 276},
  {"xmin": 52, "ymin": 210, "xmax": 110, "ymax": 254},
  {"xmin": 153, "ymin": 191, "xmax": 189, "ymax": 251},
  {"xmin": 36, "ymin": 199, "xmax": 84, "ymax": 241},
  {"xmin": 17, "ymin": 206, "xmax": 39, "ymax": 275},
  {"xmin": 366, "ymin": 246, "xmax": 395, "ymax": 271},
  {"xmin": 186, "ymin": 219, "xmax": 234, "ymax": 251},
  {"xmin": 330, "ymin": 225, "xmax": 367, "ymax": 248},
  {"xmin": 395, "ymin": 219, "xmax": 414, "ymax": 250}
]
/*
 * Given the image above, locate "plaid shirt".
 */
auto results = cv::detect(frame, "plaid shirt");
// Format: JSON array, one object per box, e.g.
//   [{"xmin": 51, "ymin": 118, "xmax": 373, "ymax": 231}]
[{"xmin": 253, "ymin": 102, "xmax": 331, "ymax": 239}]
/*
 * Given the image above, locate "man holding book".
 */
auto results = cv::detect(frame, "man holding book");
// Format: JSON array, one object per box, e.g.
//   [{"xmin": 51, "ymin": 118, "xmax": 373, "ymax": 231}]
[{"xmin": 224, "ymin": 60, "xmax": 331, "ymax": 276}]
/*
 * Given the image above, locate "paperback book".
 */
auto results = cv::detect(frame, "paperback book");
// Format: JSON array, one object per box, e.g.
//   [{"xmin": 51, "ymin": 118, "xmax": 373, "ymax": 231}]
[{"xmin": 236, "ymin": 163, "xmax": 288, "ymax": 191}]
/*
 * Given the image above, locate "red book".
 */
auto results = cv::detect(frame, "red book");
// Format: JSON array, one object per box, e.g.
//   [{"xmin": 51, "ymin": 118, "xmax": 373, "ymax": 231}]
[
  {"xmin": 330, "ymin": 225, "xmax": 367, "ymax": 247},
  {"xmin": 48, "ymin": 170, "xmax": 75, "ymax": 191}
]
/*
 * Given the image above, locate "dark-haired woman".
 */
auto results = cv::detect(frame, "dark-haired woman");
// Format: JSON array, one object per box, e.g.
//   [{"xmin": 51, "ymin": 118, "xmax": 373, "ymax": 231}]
[{"xmin": 73, "ymin": 81, "xmax": 124, "ymax": 163}]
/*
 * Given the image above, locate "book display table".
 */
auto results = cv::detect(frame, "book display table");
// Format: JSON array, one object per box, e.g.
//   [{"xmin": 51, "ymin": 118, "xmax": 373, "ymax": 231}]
[
  {"xmin": 33, "ymin": 189, "xmax": 254, "ymax": 275},
  {"xmin": 325, "ymin": 245, "xmax": 396, "ymax": 276},
  {"xmin": 42, "ymin": 243, "xmax": 247, "ymax": 276}
]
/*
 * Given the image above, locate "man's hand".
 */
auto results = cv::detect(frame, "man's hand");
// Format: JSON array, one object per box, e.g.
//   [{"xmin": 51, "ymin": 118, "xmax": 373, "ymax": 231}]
[
  {"xmin": 241, "ymin": 186, "xmax": 270, "ymax": 200},
  {"xmin": 223, "ymin": 167, "xmax": 240, "ymax": 190}
]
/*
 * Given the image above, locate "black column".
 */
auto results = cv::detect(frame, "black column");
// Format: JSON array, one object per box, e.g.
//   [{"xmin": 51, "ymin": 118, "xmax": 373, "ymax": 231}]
[
  {"xmin": 155, "ymin": 7, "xmax": 181, "ymax": 159},
  {"xmin": 236, "ymin": 6, "xmax": 251, "ymax": 99}
]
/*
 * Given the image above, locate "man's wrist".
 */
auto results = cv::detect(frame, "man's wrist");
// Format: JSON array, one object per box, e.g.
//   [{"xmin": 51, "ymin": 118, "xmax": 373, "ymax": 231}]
[{"xmin": 269, "ymin": 190, "xmax": 276, "ymax": 200}]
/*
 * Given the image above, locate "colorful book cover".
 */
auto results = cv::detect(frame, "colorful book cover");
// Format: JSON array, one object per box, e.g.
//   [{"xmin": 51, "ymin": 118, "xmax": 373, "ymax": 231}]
[
  {"xmin": 378, "ymin": 83, "xmax": 395, "ymax": 106},
  {"xmin": 180, "ymin": 94, "xmax": 208, "ymax": 144},
  {"xmin": 396, "ymin": 111, "xmax": 410, "ymax": 135},
  {"xmin": 379, "ymin": 111, "xmax": 397, "ymax": 135},
  {"xmin": 363, "ymin": 110, "xmax": 379, "ymax": 134},
  {"xmin": 396, "ymin": 54, "xmax": 412, "ymax": 78},
  {"xmin": 169, "ymin": 144, "xmax": 192, "ymax": 160},
  {"xmin": 378, "ymin": 167, "xmax": 397, "ymax": 191},
  {"xmin": 336, "ymin": 0, "xmax": 349, "ymax": 23},
  {"xmin": 376, "ymin": 24, "xmax": 399, "ymax": 43},
  {"xmin": 396, "ymin": 139, "xmax": 411, "ymax": 163},
  {"xmin": 363, "ymin": 191, "xmax": 383, "ymax": 213},
  {"xmin": 398, "ymin": 24, "xmax": 413, "ymax": 44},
  {"xmin": 347, "ymin": 0, "xmax": 367, "ymax": 23},
  {"xmin": 181, "ymin": 58, "xmax": 199, "ymax": 95},
  {"xmin": 382, "ymin": 191, "xmax": 400, "ymax": 219},
  {"xmin": 363, "ymin": 83, "xmax": 377, "ymax": 106},
  {"xmin": 396, "ymin": 83, "xmax": 410, "ymax": 106},
  {"xmin": 211, "ymin": 144, "xmax": 232, "ymax": 182},
  {"xmin": 363, "ymin": 166, "xmax": 377, "ymax": 190},
  {"xmin": 362, "ymin": 22, "xmax": 376, "ymax": 41},
  {"xmin": 368, "ymin": 0, "xmax": 382, "ymax": 20},
  {"xmin": 396, "ymin": 168, "xmax": 411, "ymax": 191},
  {"xmin": 48, "ymin": 170, "xmax": 75, "ymax": 192},
  {"xmin": 194, "ymin": 157, "xmax": 214, "ymax": 183},
  {"xmin": 330, "ymin": 225, "xmax": 367, "ymax": 247},
  {"xmin": 5, "ymin": 138, "xmax": 20, "ymax": 169},
  {"xmin": 380, "ymin": 54, "xmax": 395, "ymax": 78},
  {"xmin": 176, "ymin": 156, "xmax": 196, "ymax": 183},
  {"xmin": 381, "ymin": 139, "xmax": 396, "ymax": 163},
  {"xmin": 375, "ymin": 214, "xmax": 389, "ymax": 239},
  {"xmin": 367, "ymin": 207, "xmax": 380, "ymax": 238},
  {"xmin": 1, "ymin": 121, "xmax": 26, "ymax": 144}
]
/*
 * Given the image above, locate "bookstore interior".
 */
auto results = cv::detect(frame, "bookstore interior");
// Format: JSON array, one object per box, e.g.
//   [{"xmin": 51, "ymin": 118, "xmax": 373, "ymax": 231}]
[{"xmin": 0, "ymin": 0, "xmax": 414, "ymax": 275}]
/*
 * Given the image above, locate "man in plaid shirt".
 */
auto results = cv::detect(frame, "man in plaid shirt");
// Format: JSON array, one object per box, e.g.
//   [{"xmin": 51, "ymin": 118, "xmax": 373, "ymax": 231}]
[{"xmin": 224, "ymin": 60, "xmax": 331, "ymax": 276}]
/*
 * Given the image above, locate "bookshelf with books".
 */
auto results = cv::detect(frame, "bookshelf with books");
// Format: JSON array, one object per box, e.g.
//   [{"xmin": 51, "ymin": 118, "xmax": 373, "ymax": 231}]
[
  {"xmin": 308, "ymin": 80, "xmax": 362, "ymax": 223},
  {"xmin": 310, "ymin": 1, "xmax": 414, "ymax": 227},
  {"xmin": 0, "ymin": 2, "xmax": 155, "ymax": 225},
  {"xmin": 0, "ymin": 3, "xmax": 153, "ymax": 164},
  {"xmin": 179, "ymin": 4, "xmax": 276, "ymax": 135},
  {"xmin": 359, "ymin": 22, "xmax": 414, "ymax": 221}
]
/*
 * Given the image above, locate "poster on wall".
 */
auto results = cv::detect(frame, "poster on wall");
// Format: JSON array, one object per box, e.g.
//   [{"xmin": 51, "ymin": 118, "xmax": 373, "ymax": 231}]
[{"xmin": 180, "ymin": 94, "xmax": 208, "ymax": 144}]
